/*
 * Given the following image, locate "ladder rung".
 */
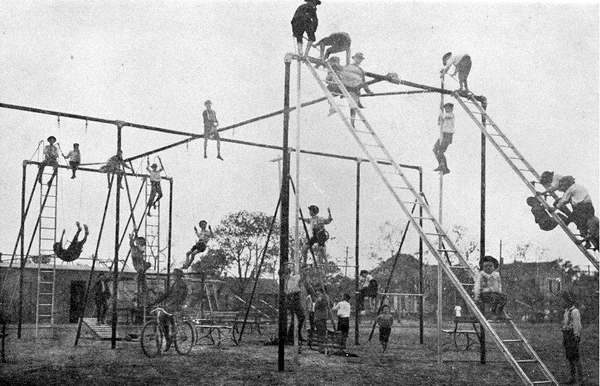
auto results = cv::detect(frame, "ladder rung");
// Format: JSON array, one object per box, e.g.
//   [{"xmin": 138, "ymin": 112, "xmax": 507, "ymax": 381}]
[
  {"xmin": 438, "ymin": 249, "xmax": 457, "ymax": 252},
  {"xmin": 425, "ymin": 232, "xmax": 443, "ymax": 236},
  {"xmin": 507, "ymin": 157, "xmax": 522, "ymax": 160},
  {"xmin": 354, "ymin": 129, "xmax": 372, "ymax": 134},
  {"xmin": 38, "ymin": 304, "xmax": 53, "ymax": 307},
  {"xmin": 518, "ymin": 169, "xmax": 532, "ymax": 172},
  {"xmin": 451, "ymin": 266, "xmax": 471, "ymax": 269},
  {"xmin": 39, "ymin": 292, "xmax": 54, "ymax": 295},
  {"xmin": 460, "ymin": 283, "xmax": 474, "ymax": 286},
  {"xmin": 531, "ymin": 381, "xmax": 552, "ymax": 385},
  {"xmin": 414, "ymin": 216, "xmax": 434, "ymax": 220},
  {"xmin": 41, "ymin": 238, "xmax": 56, "ymax": 241},
  {"xmin": 516, "ymin": 359, "xmax": 537, "ymax": 363},
  {"xmin": 502, "ymin": 339, "xmax": 523, "ymax": 343},
  {"xmin": 39, "ymin": 281, "xmax": 54, "ymax": 284},
  {"xmin": 401, "ymin": 201, "xmax": 424, "ymax": 206}
]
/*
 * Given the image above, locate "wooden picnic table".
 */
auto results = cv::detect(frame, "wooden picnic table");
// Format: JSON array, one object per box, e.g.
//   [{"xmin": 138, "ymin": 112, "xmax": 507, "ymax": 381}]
[{"xmin": 441, "ymin": 316, "xmax": 482, "ymax": 351}]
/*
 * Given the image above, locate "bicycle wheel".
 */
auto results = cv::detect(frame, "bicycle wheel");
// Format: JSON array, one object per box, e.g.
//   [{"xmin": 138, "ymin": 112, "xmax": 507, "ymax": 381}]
[
  {"xmin": 175, "ymin": 321, "xmax": 195, "ymax": 355},
  {"xmin": 141, "ymin": 320, "xmax": 163, "ymax": 357}
]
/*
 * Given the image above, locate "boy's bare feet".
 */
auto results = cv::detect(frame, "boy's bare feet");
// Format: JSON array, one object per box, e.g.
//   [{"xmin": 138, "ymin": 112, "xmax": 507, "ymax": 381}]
[
  {"xmin": 76, "ymin": 221, "xmax": 82, "ymax": 230},
  {"xmin": 83, "ymin": 224, "xmax": 89, "ymax": 234},
  {"xmin": 217, "ymin": 155, "xmax": 223, "ymax": 160}
]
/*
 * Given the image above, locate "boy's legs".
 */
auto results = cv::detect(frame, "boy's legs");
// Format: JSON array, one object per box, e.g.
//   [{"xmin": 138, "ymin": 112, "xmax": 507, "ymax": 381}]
[
  {"xmin": 457, "ymin": 56, "xmax": 472, "ymax": 91},
  {"xmin": 203, "ymin": 128, "xmax": 209, "ymax": 158},
  {"xmin": 69, "ymin": 161, "xmax": 79, "ymax": 178},
  {"xmin": 572, "ymin": 202, "xmax": 594, "ymax": 235},
  {"xmin": 154, "ymin": 183, "xmax": 163, "ymax": 207},
  {"xmin": 215, "ymin": 131, "xmax": 223, "ymax": 160}
]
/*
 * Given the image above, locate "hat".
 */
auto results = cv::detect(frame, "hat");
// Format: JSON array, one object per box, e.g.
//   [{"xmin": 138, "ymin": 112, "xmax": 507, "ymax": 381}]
[
  {"xmin": 47, "ymin": 136, "xmax": 56, "ymax": 142},
  {"xmin": 352, "ymin": 52, "xmax": 365, "ymax": 60},
  {"xmin": 73, "ymin": 143, "xmax": 79, "ymax": 147},
  {"xmin": 558, "ymin": 175, "xmax": 575, "ymax": 190},
  {"xmin": 443, "ymin": 102, "xmax": 454, "ymax": 109},
  {"xmin": 526, "ymin": 196, "xmax": 538, "ymax": 207},
  {"xmin": 135, "ymin": 236, "xmax": 146, "ymax": 244},
  {"xmin": 539, "ymin": 171, "xmax": 554, "ymax": 185},
  {"xmin": 199, "ymin": 220, "xmax": 207, "ymax": 225},
  {"xmin": 561, "ymin": 291, "xmax": 576, "ymax": 306},
  {"xmin": 308, "ymin": 205, "xmax": 319, "ymax": 214},
  {"xmin": 481, "ymin": 255, "xmax": 499, "ymax": 269},
  {"xmin": 204, "ymin": 100, "xmax": 212, "ymax": 105},
  {"xmin": 305, "ymin": 0, "xmax": 321, "ymax": 4},
  {"xmin": 173, "ymin": 268, "xmax": 184, "ymax": 277},
  {"xmin": 151, "ymin": 163, "xmax": 158, "ymax": 169},
  {"xmin": 442, "ymin": 52, "xmax": 452, "ymax": 62}
]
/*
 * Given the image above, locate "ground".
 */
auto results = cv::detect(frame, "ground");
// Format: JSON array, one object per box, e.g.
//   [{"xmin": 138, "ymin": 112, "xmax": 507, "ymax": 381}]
[{"xmin": 0, "ymin": 320, "xmax": 597, "ymax": 385}]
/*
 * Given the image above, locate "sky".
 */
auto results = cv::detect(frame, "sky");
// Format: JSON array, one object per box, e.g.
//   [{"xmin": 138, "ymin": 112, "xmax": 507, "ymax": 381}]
[{"xmin": 0, "ymin": 1, "xmax": 598, "ymax": 273}]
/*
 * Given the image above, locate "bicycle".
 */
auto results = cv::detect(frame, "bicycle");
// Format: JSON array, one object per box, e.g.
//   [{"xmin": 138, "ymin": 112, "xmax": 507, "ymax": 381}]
[{"xmin": 141, "ymin": 307, "xmax": 195, "ymax": 357}]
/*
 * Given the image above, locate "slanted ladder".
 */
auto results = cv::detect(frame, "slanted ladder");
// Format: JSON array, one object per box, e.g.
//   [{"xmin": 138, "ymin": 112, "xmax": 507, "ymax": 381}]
[
  {"xmin": 144, "ymin": 181, "xmax": 162, "ymax": 273},
  {"xmin": 303, "ymin": 56, "xmax": 557, "ymax": 386},
  {"xmin": 454, "ymin": 94, "xmax": 598, "ymax": 270},
  {"xmin": 35, "ymin": 170, "xmax": 58, "ymax": 337}
]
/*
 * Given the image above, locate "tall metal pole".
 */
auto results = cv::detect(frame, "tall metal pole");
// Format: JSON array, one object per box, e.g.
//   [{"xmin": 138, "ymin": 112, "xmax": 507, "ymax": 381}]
[
  {"xmin": 354, "ymin": 160, "xmax": 361, "ymax": 345},
  {"xmin": 437, "ymin": 79, "xmax": 445, "ymax": 365},
  {"xmin": 167, "ymin": 178, "xmax": 173, "ymax": 290},
  {"xmin": 17, "ymin": 161, "xmax": 26, "ymax": 338},
  {"xmin": 293, "ymin": 47, "xmax": 302, "ymax": 355},
  {"xmin": 111, "ymin": 123, "xmax": 123, "ymax": 349},
  {"xmin": 418, "ymin": 168, "xmax": 424, "ymax": 344},
  {"xmin": 278, "ymin": 56, "xmax": 292, "ymax": 372},
  {"xmin": 479, "ymin": 99, "xmax": 488, "ymax": 365}
]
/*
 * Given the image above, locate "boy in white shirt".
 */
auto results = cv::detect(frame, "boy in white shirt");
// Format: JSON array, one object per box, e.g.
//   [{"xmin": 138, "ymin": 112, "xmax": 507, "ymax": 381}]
[
  {"xmin": 183, "ymin": 220, "xmax": 213, "ymax": 269},
  {"xmin": 63, "ymin": 143, "xmax": 81, "ymax": 179},
  {"xmin": 553, "ymin": 176, "xmax": 595, "ymax": 240},
  {"xmin": 145, "ymin": 157, "xmax": 164, "ymax": 216},
  {"xmin": 36, "ymin": 136, "xmax": 59, "ymax": 186},
  {"xmin": 332, "ymin": 293, "xmax": 351, "ymax": 348},
  {"xmin": 474, "ymin": 255, "xmax": 507, "ymax": 320},
  {"xmin": 433, "ymin": 103, "xmax": 455, "ymax": 175}
]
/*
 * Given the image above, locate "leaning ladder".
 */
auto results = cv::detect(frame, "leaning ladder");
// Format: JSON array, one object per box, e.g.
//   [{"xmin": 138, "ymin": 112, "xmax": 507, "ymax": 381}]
[
  {"xmin": 35, "ymin": 170, "xmax": 58, "ymax": 337},
  {"xmin": 454, "ymin": 95, "xmax": 598, "ymax": 270},
  {"xmin": 304, "ymin": 56, "xmax": 557, "ymax": 386},
  {"xmin": 144, "ymin": 180, "xmax": 162, "ymax": 273}
]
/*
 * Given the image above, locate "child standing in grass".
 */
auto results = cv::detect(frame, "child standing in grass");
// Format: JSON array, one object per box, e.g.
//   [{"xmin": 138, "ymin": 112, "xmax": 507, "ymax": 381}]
[
  {"xmin": 376, "ymin": 304, "xmax": 394, "ymax": 352},
  {"xmin": 561, "ymin": 291, "xmax": 583, "ymax": 385},
  {"xmin": 314, "ymin": 287, "xmax": 330, "ymax": 351},
  {"xmin": 332, "ymin": 293, "xmax": 351, "ymax": 348}
]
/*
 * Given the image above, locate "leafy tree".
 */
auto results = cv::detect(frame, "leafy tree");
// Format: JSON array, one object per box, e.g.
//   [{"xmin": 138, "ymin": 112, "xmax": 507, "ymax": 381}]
[
  {"xmin": 214, "ymin": 211, "xmax": 279, "ymax": 296},
  {"xmin": 191, "ymin": 247, "xmax": 228, "ymax": 278}
]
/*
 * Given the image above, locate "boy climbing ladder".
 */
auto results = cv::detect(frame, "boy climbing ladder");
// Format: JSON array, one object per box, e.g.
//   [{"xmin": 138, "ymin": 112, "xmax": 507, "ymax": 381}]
[
  {"xmin": 301, "ymin": 205, "xmax": 332, "ymax": 266},
  {"xmin": 145, "ymin": 157, "xmax": 164, "ymax": 216}
]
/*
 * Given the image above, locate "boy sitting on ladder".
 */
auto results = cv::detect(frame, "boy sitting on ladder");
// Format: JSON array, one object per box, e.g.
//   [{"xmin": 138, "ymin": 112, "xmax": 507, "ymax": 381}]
[
  {"xmin": 182, "ymin": 220, "xmax": 214, "ymax": 269},
  {"xmin": 145, "ymin": 157, "xmax": 164, "ymax": 216},
  {"xmin": 53, "ymin": 221, "xmax": 89, "ymax": 262},
  {"xmin": 301, "ymin": 205, "xmax": 333, "ymax": 266}
]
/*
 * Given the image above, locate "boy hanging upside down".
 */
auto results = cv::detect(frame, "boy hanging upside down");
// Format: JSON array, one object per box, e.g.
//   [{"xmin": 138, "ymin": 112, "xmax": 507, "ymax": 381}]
[
  {"xmin": 182, "ymin": 220, "xmax": 214, "ymax": 269},
  {"xmin": 301, "ymin": 205, "xmax": 333, "ymax": 266},
  {"xmin": 53, "ymin": 222, "xmax": 89, "ymax": 262}
]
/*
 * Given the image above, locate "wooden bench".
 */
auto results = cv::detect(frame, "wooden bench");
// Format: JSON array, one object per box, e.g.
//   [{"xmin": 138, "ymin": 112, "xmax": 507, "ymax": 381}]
[
  {"xmin": 192, "ymin": 311, "xmax": 240, "ymax": 346},
  {"xmin": 441, "ymin": 316, "xmax": 481, "ymax": 351}
]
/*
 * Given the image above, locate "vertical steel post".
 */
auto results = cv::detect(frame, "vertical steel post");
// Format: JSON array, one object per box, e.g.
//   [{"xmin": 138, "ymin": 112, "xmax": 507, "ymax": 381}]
[
  {"xmin": 111, "ymin": 123, "xmax": 123, "ymax": 349},
  {"xmin": 479, "ymin": 100, "xmax": 488, "ymax": 365},
  {"xmin": 418, "ymin": 168, "xmax": 424, "ymax": 344},
  {"xmin": 167, "ymin": 178, "xmax": 173, "ymax": 290},
  {"xmin": 354, "ymin": 159, "xmax": 361, "ymax": 345},
  {"xmin": 17, "ymin": 161, "xmax": 26, "ymax": 338},
  {"xmin": 278, "ymin": 56, "xmax": 292, "ymax": 371}
]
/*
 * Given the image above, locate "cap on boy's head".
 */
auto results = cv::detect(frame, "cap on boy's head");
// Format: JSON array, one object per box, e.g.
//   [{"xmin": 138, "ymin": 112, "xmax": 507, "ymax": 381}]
[
  {"xmin": 173, "ymin": 268, "xmax": 184, "ymax": 277},
  {"xmin": 199, "ymin": 220, "xmax": 207, "ymax": 226},
  {"xmin": 305, "ymin": 0, "xmax": 321, "ymax": 5},
  {"xmin": 73, "ymin": 143, "xmax": 79, "ymax": 147},
  {"xmin": 539, "ymin": 171, "xmax": 554, "ymax": 185},
  {"xmin": 481, "ymin": 255, "xmax": 499, "ymax": 269},
  {"xmin": 352, "ymin": 52, "xmax": 365, "ymax": 61},
  {"xmin": 558, "ymin": 175, "xmax": 575, "ymax": 190},
  {"xmin": 308, "ymin": 205, "xmax": 319, "ymax": 214},
  {"xmin": 343, "ymin": 293, "xmax": 351, "ymax": 301},
  {"xmin": 526, "ymin": 197, "xmax": 538, "ymax": 207},
  {"xmin": 443, "ymin": 103, "xmax": 454, "ymax": 109},
  {"xmin": 151, "ymin": 163, "xmax": 158, "ymax": 169},
  {"xmin": 561, "ymin": 290, "xmax": 576, "ymax": 306},
  {"xmin": 47, "ymin": 136, "xmax": 56, "ymax": 143},
  {"xmin": 204, "ymin": 100, "xmax": 212, "ymax": 106},
  {"xmin": 442, "ymin": 52, "xmax": 452, "ymax": 63},
  {"xmin": 381, "ymin": 304, "xmax": 390, "ymax": 310},
  {"xmin": 135, "ymin": 236, "xmax": 146, "ymax": 244},
  {"xmin": 360, "ymin": 269, "xmax": 369, "ymax": 275}
]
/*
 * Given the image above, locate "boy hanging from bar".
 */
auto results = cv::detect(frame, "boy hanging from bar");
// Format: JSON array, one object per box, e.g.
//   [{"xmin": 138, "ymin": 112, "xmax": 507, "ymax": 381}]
[
  {"xmin": 433, "ymin": 102, "xmax": 455, "ymax": 175},
  {"xmin": 313, "ymin": 32, "xmax": 351, "ymax": 65},
  {"xmin": 99, "ymin": 150, "xmax": 132, "ymax": 189},
  {"xmin": 145, "ymin": 157, "xmax": 164, "ymax": 216},
  {"xmin": 182, "ymin": 220, "xmax": 214, "ymax": 269},
  {"xmin": 62, "ymin": 143, "xmax": 81, "ymax": 179},
  {"xmin": 130, "ymin": 233, "xmax": 152, "ymax": 308},
  {"xmin": 202, "ymin": 100, "xmax": 223, "ymax": 160},
  {"xmin": 53, "ymin": 221, "xmax": 89, "ymax": 262},
  {"xmin": 440, "ymin": 52, "xmax": 472, "ymax": 96},
  {"xmin": 36, "ymin": 136, "xmax": 59, "ymax": 186},
  {"xmin": 291, "ymin": 0, "xmax": 321, "ymax": 58},
  {"xmin": 301, "ymin": 205, "xmax": 333, "ymax": 266}
]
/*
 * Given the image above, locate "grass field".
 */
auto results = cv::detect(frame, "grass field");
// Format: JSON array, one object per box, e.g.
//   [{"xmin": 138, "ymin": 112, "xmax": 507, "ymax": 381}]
[{"xmin": 0, "ymin": 320, "xmax": 597, "ymax": 385}]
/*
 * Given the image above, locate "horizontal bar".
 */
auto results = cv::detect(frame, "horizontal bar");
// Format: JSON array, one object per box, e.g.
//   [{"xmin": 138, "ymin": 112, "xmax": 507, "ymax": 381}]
[
  {"xmin": 25, "ymin": 161, "xmax": 172, "ymax": 181},
  {"xmin": 363, "ymin": 91, "xmax": 435, "ymax": 97}
]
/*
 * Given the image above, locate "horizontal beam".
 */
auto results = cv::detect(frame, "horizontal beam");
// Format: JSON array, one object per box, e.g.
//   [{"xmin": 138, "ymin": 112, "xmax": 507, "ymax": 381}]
[
  {"xmin": 364, "ymin": 91, "xmax": 435, "ymax": 97},
  {"xmin": 24, "ymin": 161, "xmax": 172, "ymax": 181}
]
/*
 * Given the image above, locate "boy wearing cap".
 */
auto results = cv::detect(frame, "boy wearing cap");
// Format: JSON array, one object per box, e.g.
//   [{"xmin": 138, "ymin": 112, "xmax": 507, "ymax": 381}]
[
  {"xmin": 202, "ymin": 100, "xmax": 223, "ymax": 160},
  {"xmin": 145, "ymin": 157, "xmax": 164, "ymax": 216},
  {"xmin": 36, "ymin": 136, "xmax": 59, "ymax": 186},
  {"xmin": 440, "ymin": 52, "xmax": 472, "ymax": 94},
  {"xmin": 100, "ymin": 150, "xmax": 132, "ymax": 189},
  {"xmin": 291, "ymin": 0, "xmax": 320, "ymax": 58},
  {"xmin": 433, "ymin": 102, "xmax": 455, "ymax": 174},
  {"xmin": 313, "ymin": 32, "xmax": 351, "ymax": 64},
  {"xmin": 344, "ymin": 52, "xmax": 374, "ymax": 128},
  {"xmin": 63, "ymin": 143, "xmax": 81, "ymax": 179},
  {"xmin": 561, "ymin": 291, "xmax": 584, "ymax": 385},
  {"xmin": 474, "ymin": 255, "xmax": 507, "ymax": 320},
  {"xmin": 301, "ymin": 205, "xmax": 333, "ymax": 265},
  {"xmin": 183, "ymin": 220, "xmax": 214, "ymax": 269}
]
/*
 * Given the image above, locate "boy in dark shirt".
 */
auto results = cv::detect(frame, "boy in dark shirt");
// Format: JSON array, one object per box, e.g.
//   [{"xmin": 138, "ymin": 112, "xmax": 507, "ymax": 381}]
[
  {"xmin": 53, "ymin": 222, "xmax": 89, "ymax": 262},
  {"xmin": 202, "ymin": 100, "xmax": 223, "ymax": 160},
  {"xmin": 153, "ymin": 269, "xmax": 188, "ymax": 351},
  {"xmin": 291, "ymin": 0, "xmax": 320, "ymax": 58},
  {"xmin": 376, "ymin": 304, "xmax": 394, "ymax": 352},
  {"xmin": 313, "ymin": 287, "xmax": 330, "ymax": 351}
]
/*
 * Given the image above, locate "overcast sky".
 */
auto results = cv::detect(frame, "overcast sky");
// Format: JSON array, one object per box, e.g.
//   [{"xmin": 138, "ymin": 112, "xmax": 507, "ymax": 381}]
[{"xmin": 0, "ymin": 1, "xmax": 597, "ymax": 273}]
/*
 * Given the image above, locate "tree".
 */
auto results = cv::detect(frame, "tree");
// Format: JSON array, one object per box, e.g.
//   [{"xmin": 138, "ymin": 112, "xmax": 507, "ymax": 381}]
[
  {"xmin": 190, "ymin": 247, "xmax": 228, "ymax": 278},
  {"xmin": 214, "ymin": 211, "xmax": 279, "ymax": 296}
]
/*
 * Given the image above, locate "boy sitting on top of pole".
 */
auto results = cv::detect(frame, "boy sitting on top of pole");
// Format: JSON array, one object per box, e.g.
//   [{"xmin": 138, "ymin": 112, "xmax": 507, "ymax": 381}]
[
  {"xmin": 301, "ymin": 205, "xmax": 332, "ymax": 266},
  {"xmin": 291, "ymin": 0, "xmax": 321, "ymax": 58}
]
